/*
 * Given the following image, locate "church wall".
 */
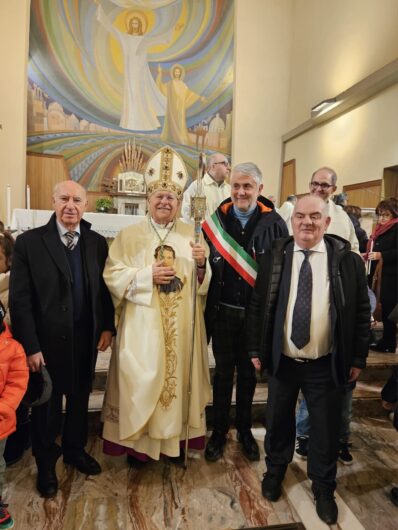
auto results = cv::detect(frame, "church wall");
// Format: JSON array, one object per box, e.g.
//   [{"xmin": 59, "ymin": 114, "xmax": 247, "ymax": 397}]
[
  {"xmin": 284, "ymin": 0, "xmax": 398, "ymax": 196},
  {"xmin": 287, "ymin": 0, "xmax": 398, "ymax": 130},
  {"xmin": 0, "ymin": 0, "xmax": 292, "ymax": 217},
  {"xmin": 1, "ymin": 0, "xmax": 397, "ymax": 220},
  {"xmin": 0, "ymin": 0, "xmax": 30, "ymax": 224},
  {"xmin": 233, "ymin": 0, "xmax": 293, "ymax": 198},
  {"xmin": 285, "ymin": 83, "xmax": 398, "ymax": 194}
]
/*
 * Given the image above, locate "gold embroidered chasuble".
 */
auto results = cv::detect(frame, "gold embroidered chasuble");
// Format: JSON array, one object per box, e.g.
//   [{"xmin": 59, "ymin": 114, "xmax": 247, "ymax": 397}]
[{"xmin": 102, "ymin": 218, "xmax": 211, "ymax": 459}]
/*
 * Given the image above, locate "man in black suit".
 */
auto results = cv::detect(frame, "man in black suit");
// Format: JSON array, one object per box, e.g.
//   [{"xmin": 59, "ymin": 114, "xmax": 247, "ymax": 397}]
[
  {"xmin": 10, "ymin": 180, "xmax": 114, "ymax": 498},
  {"xmin": 246, "ymin": 195, "xmax": 369, "ymax": 525}
]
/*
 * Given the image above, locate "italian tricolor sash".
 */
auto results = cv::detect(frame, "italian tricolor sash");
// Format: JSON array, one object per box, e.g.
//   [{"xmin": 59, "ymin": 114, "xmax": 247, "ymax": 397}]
[{"xmin": 203, "ymin": 212, "xmax": 258, "ymax": 287}]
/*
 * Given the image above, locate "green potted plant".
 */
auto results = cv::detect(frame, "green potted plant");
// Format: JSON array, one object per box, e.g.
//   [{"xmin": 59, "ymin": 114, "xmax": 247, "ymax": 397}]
[{"xmin": 95, "ymin": 197, "xmax": 113, "ymax": 213}]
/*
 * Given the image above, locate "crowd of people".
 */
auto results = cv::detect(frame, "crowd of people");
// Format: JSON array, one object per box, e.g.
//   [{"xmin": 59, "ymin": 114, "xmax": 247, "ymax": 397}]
[{"xmin": 0, "ymin": 150, "xmax": 396, "ymax": 528}]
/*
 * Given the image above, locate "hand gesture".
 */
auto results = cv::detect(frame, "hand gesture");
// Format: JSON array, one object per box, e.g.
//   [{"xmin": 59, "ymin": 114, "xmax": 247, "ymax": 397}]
[{"xmin": 152, "ymin": 260, "xmax": 175, "ymax": 285}]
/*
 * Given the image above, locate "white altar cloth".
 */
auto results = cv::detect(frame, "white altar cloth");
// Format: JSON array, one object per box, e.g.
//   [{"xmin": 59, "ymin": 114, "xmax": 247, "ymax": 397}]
[{"xmin": 11, "ymin": 209, "xmax": 145, "ymax": 238}]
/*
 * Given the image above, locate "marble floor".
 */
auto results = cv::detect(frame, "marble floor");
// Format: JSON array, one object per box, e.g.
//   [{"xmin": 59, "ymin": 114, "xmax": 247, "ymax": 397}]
[{"xmin": 4, "ymin": 415, "xmax": 398, "ymax": 530}]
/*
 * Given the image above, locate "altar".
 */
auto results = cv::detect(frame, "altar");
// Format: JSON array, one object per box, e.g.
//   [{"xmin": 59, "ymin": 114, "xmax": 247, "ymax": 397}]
[{"xmin": 11, "ymin": 209, "xmax": 145, "ymax": 238}]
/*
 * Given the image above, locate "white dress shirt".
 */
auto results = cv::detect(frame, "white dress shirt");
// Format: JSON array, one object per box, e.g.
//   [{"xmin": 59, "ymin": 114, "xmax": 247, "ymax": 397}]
[
  {"xmin": 283, "ymin": 239, "xmax": 332, "ymax": 359},
  {"xmin": 181, "ymin": 173, "xmax": 231, "ymax": 222}
]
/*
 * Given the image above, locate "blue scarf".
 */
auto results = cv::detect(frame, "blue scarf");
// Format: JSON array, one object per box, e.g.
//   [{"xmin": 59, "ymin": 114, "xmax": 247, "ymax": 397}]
[{"xmin": 233, "ymin": 204, "xmax": 257, "ymax": 227}]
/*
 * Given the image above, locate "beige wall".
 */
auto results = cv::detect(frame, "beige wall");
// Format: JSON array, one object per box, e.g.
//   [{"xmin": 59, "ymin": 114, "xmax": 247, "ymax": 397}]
[
  {"xmin": 233, "ymin": 0, "xmax": 293, "ymax": 200},
  {"xmin": 288, "ymin": 0, "xmax": 398, "ymax": 129},
  {"xmin": 284, "ymin": 0, "xmax": 398, "ymax": 198},
  {"xmin": 285, "ymin": 84, "xmax": 398, "ymax": 194},
  {"xmin": 0, "ymin": 0, "xmax": 30, "ymax": 223}
]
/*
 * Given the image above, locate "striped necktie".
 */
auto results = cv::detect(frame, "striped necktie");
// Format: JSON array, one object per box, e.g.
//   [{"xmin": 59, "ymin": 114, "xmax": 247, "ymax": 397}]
[{"xmin": 65, "ymin": 231, "xmax": 77, "ymax": 250}]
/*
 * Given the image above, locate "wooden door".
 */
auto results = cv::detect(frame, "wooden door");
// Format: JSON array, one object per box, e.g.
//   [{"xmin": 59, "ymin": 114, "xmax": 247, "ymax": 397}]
[
  {"xmin": 280, "ymin": 159, "xmax": 296, "ymax": 203},
  {"xmin": 383, "ymin": 166, "xmax": 398, "ymax": 200}
]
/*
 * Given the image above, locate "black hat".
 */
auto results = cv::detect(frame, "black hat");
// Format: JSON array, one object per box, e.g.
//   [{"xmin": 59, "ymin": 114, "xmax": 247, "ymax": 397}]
[{"xmin": 22, "ymin": 366, "xmax": 53, "ymax": 407}]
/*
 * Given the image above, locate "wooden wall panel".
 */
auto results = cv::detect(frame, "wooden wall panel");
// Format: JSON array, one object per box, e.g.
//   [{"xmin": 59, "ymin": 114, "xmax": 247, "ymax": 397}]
[
  {"xmin": 26, "ymin": 153, "xmax": 70, "ymax": 210},
  {"xmin": 343, "ymin": 179, "xmax": 381, "ymax": 208}
]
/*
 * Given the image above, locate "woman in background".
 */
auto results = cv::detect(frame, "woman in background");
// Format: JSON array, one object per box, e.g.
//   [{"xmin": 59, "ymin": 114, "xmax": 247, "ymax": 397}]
[{"xmin": 367, "ymin": 199, "xmax": 398, "ymax": 352}]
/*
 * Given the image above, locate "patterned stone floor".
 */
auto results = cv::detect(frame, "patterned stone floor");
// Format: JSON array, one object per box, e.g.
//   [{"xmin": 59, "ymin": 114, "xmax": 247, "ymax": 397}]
[{"xmin": 5, "ymin": 415, "xmax": 398, "ymax": 530}]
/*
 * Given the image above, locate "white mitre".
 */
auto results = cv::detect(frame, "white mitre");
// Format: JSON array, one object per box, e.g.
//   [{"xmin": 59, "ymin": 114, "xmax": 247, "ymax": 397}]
[{"xmin": 144, "ymin": 146, "xmax": 188, "ymax": 200}]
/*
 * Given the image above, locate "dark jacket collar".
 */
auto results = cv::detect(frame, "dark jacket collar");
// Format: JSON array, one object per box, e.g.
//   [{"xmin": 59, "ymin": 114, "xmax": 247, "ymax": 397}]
[
  {"xmin": 42, "ymin": 213, "xmax": 94, "ymax": 281},
  {"xmin": 217, "ymin": 194, "xmax": 274, "ymax": 216},
  {"xmin": 272, "ymin": 233, "xmax": 351, "ymax": 256}
]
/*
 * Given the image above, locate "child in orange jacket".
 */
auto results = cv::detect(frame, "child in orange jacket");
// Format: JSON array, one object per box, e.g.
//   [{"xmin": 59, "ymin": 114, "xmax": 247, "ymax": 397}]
[{"xmin": 0, "ymin": 301, "xmax": 29, "ymax": 529}]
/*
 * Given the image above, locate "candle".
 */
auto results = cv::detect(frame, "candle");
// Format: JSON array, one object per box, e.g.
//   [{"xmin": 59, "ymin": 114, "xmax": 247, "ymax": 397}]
[
  {"xmin": 6, "ymin": 185, "xmax": 11, "ymax": 228},
  {"xmin": 26, "ymin": 184, "xmax": 31, "ymax": 211}
]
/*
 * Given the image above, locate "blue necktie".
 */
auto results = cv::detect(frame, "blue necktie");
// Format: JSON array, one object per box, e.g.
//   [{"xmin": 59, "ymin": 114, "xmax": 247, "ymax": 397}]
[{"xmin": 291, "ymin": 250, "xmax": 312, "ymax": 349}]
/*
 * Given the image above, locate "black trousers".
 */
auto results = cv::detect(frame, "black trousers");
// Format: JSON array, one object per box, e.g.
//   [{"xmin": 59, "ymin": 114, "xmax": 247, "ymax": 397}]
[
  {"xmin": 31, "ymin": 325, "xmax": 92, "ymax": 462},
  {"xmin": 381, "ymin": 298, "xmax": 397, "ymax": 350},
  {"xmin": 265, "ymin": 354, "xmax": 342, "ymax": 492},
  {"xmin": 211, "ymin": 305, "xmax": 257, "ymax": 434}
]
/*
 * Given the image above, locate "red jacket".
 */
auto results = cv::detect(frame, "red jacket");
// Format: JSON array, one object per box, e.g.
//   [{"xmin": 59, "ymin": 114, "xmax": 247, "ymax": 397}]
[{"xmin": 0, "ymin": 323, "xmax": 29, "ymax": 439}]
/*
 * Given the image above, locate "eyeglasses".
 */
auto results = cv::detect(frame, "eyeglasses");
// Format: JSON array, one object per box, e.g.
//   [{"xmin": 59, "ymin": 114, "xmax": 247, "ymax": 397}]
[
  {"xmin": 310, "ymin": 181, "xmax": 334, "ymax": 190},
  {"xmin": 378, "ymin": 212, "xmax": 392, "ymax": 219},
  {"xmin": 213, "ymin": 161, "xmax": 228, "ymax": 167}
]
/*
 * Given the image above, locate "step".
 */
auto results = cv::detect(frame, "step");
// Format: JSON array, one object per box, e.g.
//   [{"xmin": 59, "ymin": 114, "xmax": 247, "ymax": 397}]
[{"xmin": 90, "ymin": 343, "xmax": 397, "ymax": 418}]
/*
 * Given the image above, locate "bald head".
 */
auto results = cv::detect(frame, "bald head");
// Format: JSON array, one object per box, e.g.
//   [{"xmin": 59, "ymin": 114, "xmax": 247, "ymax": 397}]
[
  {"xmin": 53, "ymin": 180, "xmax": 86, "ymax": 200},
  {"xmin": 291, "ymin": 195, "xmax": 331, "ymax": 249}
]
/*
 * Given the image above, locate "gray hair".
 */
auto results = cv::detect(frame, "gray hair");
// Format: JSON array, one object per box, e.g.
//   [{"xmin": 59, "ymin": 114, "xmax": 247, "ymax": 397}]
[
  {"xmin": 232, "ymin": 162, "xmax": 263, "ymax": 186},
  {"xmin": 311, "ymin": 167, "xmax": 337, "ymax": 186},
  {"xmin": 207, "ymin": 153, "xmax": 228, "ymax": 169}
]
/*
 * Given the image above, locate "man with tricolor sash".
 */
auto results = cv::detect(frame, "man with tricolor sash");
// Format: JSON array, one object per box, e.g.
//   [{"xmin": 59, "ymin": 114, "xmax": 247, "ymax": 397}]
[{"xmin": 202, "ymin": 162, "xmax": 288, "ymax": 462}]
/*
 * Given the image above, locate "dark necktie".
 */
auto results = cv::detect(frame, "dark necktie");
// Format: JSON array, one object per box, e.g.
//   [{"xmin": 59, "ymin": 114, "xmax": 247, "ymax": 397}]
[
  {"xmin": 65, "ymin": 231, "xmax": 77, "ymax": 250},
  {"xmin": 291, "ymin": 250, "xmax": 312, "ymax": 350}
]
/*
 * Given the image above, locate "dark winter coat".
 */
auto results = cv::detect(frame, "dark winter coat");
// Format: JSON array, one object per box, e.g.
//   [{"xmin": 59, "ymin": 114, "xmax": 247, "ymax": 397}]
[
  {"xmin": 204, "ymin": 196, "xmax": 288, "ymax": 339},
  {"xmin": 9, "ymin": 214, "xmax": 115, "ymax": 394}
]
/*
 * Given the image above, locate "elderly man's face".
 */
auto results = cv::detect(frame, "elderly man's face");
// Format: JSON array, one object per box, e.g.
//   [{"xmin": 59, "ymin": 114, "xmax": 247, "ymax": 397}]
[
  {"xmin": 230, "ymin": 172, "xmax": 263, "ymax": 212},
  {"xmin": 148, "ymin": 191, "xmax": 179, "ymax": 224},
  {"xmin": 309, "ymin": 169, "xmax": 336, "ymax": 202},
  {"xmin": 292, "ymin": 196, "xmax": 331, "ymax": 249},
  {"xmin": 53, "ymin": 181, "xmax": 87, "ymax": 229}
]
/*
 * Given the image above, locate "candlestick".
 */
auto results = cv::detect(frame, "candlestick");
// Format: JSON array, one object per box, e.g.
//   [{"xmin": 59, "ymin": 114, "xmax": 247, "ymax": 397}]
[
  {"xmin": 6, "ymin": 185, "xmax": 11, "ymax": 228},
  {"xmin": 26, "ymin": 184, "xmax": 31, "ymax": 211}
]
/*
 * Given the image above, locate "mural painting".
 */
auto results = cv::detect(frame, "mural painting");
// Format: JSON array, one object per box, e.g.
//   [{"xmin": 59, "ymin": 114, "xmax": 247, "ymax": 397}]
[{"xmin": 27, "ymin": 0, "xmax": 234, "ymax": 199}]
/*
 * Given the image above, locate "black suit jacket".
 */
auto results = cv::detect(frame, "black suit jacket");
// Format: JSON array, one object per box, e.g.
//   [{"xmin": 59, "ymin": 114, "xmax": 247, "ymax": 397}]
[{"xmin": 10, "ymin": 214, "xmax": 115, "ymax": 394}]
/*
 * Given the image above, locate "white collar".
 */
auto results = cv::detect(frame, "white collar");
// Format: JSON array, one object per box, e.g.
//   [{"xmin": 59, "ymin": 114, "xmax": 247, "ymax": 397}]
[
  {"xmin": 56, "ymin": 220, "xmax": 81, "ymax": 236},
  {"xmin": 293, "ymin": 238, "xmax": 326, "ymax": 253}
]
